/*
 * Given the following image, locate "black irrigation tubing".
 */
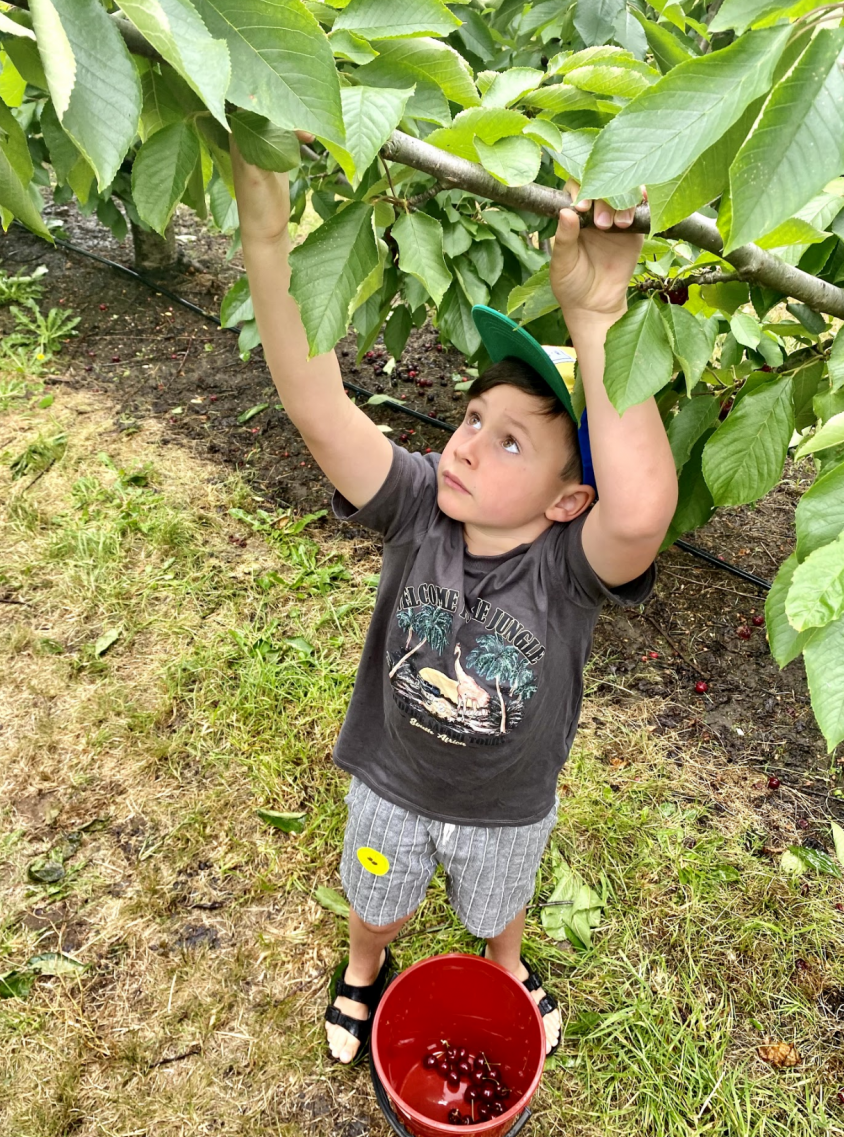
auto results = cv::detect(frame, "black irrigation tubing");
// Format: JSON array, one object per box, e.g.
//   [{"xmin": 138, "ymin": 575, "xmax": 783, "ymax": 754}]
[{"xmin": 34, "ymin": 225, "xmax": 773, "ymax": 593}]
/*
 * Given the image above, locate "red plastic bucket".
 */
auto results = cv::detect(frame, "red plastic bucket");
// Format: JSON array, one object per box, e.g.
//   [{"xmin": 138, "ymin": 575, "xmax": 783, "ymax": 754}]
[{"xmin": 370, "ymin": 953, "xmax": 545, "ymax": 1137}]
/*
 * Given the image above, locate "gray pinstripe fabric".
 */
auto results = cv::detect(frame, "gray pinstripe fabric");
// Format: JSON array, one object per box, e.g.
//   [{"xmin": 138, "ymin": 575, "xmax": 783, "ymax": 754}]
[{"xmin": 339, "ymin": 778, "xmax": 558, "ymax": 938}]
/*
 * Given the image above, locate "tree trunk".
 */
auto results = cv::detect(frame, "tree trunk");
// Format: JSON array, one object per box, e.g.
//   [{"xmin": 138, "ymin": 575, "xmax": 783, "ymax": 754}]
[
  {"xmin": 496, "ymin": 676, "xmax": 506, "ymax": 734},
  {"xmin": 389, "ymin": 637, "xmax": 427, "ymax": 679},
  {"xmin": 130, "ymin": 218, "xmax": 177, "ymax": 272}
]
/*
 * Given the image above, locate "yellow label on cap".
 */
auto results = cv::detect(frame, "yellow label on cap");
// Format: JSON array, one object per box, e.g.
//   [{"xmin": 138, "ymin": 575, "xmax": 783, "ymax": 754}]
[
  {"xmin": 357, "ymin": 847, "xmax": 390, "ymax": 875},
  {"xmin": 542, "ymin": 344, "xmax": 577, "ymax": 394}
]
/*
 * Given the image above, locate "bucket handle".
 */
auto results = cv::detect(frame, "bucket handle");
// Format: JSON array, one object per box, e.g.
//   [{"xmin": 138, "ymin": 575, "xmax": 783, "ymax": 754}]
[{"xmin": 369, "ymin": 1053, "xmax": 532, "ymax": 1136}]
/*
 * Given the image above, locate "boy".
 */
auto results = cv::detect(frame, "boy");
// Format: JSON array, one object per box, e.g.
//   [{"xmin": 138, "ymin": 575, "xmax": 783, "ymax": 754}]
[{"xmin": 232, "ymin": 143, "xmax": 678, "ymax": 1064}]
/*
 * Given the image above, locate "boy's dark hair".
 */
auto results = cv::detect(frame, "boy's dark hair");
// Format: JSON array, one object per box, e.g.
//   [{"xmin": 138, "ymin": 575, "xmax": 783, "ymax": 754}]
[{"xmin": 467, "ymin": 358, "xmax": 583, "ymax": 485}]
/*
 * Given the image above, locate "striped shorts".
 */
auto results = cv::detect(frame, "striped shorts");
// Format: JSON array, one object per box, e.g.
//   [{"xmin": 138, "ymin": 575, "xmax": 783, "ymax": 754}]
[{"xmin": 339, "ymin": 777, "xmax": 558, "ymax": 939}]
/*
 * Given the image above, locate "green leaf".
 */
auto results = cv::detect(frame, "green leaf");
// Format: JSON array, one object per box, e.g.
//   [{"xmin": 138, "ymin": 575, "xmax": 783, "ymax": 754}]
[
  {"xmin": 0, "ymin": 13, "xmax": 35, "ymax": 39},
  {"xmin": 237, "ymin": 403, "xmax": 269, "ymax": 424},
  {"xmin": 30, "ymin": 0, "xmax": 141, "ymax": 189},
  {"xmin": 257, "ymin": 808, "xmax": 306, "ymax": 833},
  {"xmin": 667, "ymin": 395, "xmax": 720, "ymax": 472},
  {"xmin": 0, "ymin": 134, "xmax": 49, "ymax": 240},
  {"xmin": 328, "ymin": 27, "xmax": 378, "ymax": 64},
  {"xmin": 392, "ymin": 210, "xmax": 451, "ymax": 307},
  {"xmin": 506, "ymin": 266, "xmax": 559, "ymax": 323},
  {"xmin": 766, "ymin": 552, "xmax": 815, "ymax": 666},
  {"xmin": 786, "ymin": 845, "xmax": 842, "ymax": 878},
  {"xmin": 40, "ymin": 100, "xmax": 78, "ymax": 183},
  {"xmin": 726, "ymin": 31, "xmax": 844, "ymax": 252},
  {"xmin": 786, "ymin": 301, "xmax": 827, "ymax": 337},
  {"xmin": 290, "ymin": 202, "xmax": 378, "ymax": 356},
  {"xmin": 796, "ymin": 460, "xmax": 844, "ymax": 561},
  {"xmin": 340, "ymin": 85, "xmax": 411, "ymax": 184},
  {"xmin": 795, "ymin": 411, "xmax": 844, "ymax": 459},
  {"xmin": 314, "ymin": 885, "xmax": 350, "ymax": 916},
  {"xmin": 220, "ymin": 276, "xmax": 253, "ymax": 327},
  {"xmin": 467, "ymin": 239, "xmax": 503, "ymax": 287},
  {"xmin": 437, "ymin": 280, "xmax": 481, "ymax": 355},
  {"xmin": 803, "ymin": 614, "xmax": 844, "ymax": 749},
  {"xmin": 780, "ymin": 848, "xmax": 807, "ymax": 876},
  {"xmin": 475, "ymin": 135, "xmax": 541, "ymax": 187},
  {"xmin": 230, "ymin": 111, "xmax": 300, "ymax": 172},
  {"xmin": 831, "ymin": 820, "xmax": 844, "ymax": 867},
  {"xmin": 603, "ymin": 299, "xmax": 674, "ymax": 414},
  {"xmin": 27, "ymin": 951, "xmax": 86, "ymax": 975},
  {"xmin": 631, "ymin": 9, "xmax": 695, "ymax": 73},
  {"xmin": 660, "ymin": 431, "xmax": 716, "ymax": 549},
  {"xmin": 522, "ymin": 84, "xmax": 598, "ymax": 117},
  {"xmin": 94, "ymin": 628, "xmax": 120, "ymax": 656},
  {"xmin": 659, "ymin": 303, "xmax": 716, "ymax": 394},
  {"xmin": 27, "ymin": 858, "xmax": 65, "ymax": 883},
  {"xmin": 356, "ymin": 36, "xmax": 478, "ymax": 108},
  {"xmin": 828, "ymin": 328, "xmax": 844, "ymax": 393},
  {"xmin": 333, "ymin": 0, "xmax": 460, "ymax": 39},
  {"xmin": 573, "ymin": 0, "xmax": 625, "ymax": 48},
  {"xmin": 540, "ymin": 848, "xmax": 605, "ymax": 950},
  {"xmin": 522, "ymin": 118, "xmax": 562, "ymax": 150},
  {"xmin": 116, "ymin": 0, "xmax": 230, "ymax": 127},
  {"xmin": 580, "ymin": 27, "xmax": 790, "ymax": 201},
  {"xmin": 132, "ymin": 121, "xmax": 200, "ymax": 235},
  {"xmin": 757, "ymin": 218, "xmax": 830, "ymax": 249},
  {"xmin": 194, "ymin": 0, "xmax": 345, "ymax": 144},
  {"xmin": 550, "ymin": 129, "xmax": 599, "ymax": 183},
  {"xmin": 426, "ymin": 106, "xmax": 529, "ymax": 162},
  {"xmin": 786, "ymin": 531, "xmax": 844, "ymax": 632},
  {"xmin": 384, "ymin": 303, "xmax": 412, "ymax": 358},
  {"xmin": 481, "ymin": 67, "xmax": 543, "ymax": 108},
  {"xmin": 0, "ymin": 51, "xmax": 27, "ymax": 108},
  {"xmin": 564, "ymin": 64, "xmax": 656, "ymax": 99},
  {"xmin": 730, "ymin": 312, "xmax": 761, "ymax": 349},
  {"xmin": 711, "ymin": 0, "xmax": 816, "ymax": 35},
  {"xmin": 0, "ymin": 970, "xmax": 35, "ymax": 998},
  {"xmin": 702, "ymin": 374, "xmax": 793, "ymax": 505}
]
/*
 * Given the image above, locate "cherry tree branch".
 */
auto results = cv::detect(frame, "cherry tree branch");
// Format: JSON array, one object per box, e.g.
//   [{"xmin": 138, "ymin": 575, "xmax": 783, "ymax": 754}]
[{"xmin": 380, "ymin": 130, "xmax": 844, "ymax": 319}]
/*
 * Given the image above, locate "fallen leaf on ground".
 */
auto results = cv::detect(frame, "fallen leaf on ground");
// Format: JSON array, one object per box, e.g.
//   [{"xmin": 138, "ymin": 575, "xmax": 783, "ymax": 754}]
[{"xmin": 757, "ymin": 1042, "xmax": 800, "ymax": 1067}]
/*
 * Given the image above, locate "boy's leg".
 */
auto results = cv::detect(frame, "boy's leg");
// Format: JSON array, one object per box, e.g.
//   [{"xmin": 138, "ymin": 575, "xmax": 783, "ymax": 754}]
[
  {"xmin": 326, "ymin": 906, "xmax": 415, "ymax": 1064},
  {"xmin": 484, "ymin": 908, "xmax": 561, "ymax": 1055}
]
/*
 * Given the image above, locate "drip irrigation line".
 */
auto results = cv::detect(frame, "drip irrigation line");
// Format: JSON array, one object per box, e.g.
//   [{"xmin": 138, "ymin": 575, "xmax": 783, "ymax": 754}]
[
  {"xmin": 34, "ymin": 225, "xmax": 774, "ymax": 593},
  {"xmin": 674, "ymin": 539, "xmax": 772, "ymax": 591}
]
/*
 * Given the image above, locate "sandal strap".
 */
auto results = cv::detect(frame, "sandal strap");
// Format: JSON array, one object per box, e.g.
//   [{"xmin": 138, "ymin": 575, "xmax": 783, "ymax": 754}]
[
  {"xmin": 325, "ymin": 1004, "xmax": 370, "ymax": 1042},
  {"xmin": 335, "ymin": 975, "xmax": 381, "ymax": 1010},
  {"xmin": 537, "ymin": 992, "xmax": 558, "ymax": 1017},
  {"xmin": 520, "ymin": 957, "xmax": 543, "ymax": 993}
]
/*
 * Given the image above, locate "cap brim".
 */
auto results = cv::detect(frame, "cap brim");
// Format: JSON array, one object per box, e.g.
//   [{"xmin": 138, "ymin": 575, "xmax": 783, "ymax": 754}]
[{"xmin": 471, "ymin": 304, "xmax": 576, "ymax": 423}]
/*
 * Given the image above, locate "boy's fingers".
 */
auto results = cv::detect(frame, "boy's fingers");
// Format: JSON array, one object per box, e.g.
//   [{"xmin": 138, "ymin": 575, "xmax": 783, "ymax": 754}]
[
  {"xmin": 614, "ymin": 207, "xmax": 636, "ymax": 228},
  {"xmin": 565, "ymin": 178, "xmax": 591, "ymax": 211},
  {"xmin": 295, "ymin": 130, "xmax": 316, "ymax": 143}
]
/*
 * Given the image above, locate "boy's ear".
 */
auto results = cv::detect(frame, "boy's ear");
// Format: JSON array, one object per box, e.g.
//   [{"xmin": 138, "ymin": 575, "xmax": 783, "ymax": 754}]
[{"xmin": 545, "ymin": 485, "xmax": 595, "ymax": 524}]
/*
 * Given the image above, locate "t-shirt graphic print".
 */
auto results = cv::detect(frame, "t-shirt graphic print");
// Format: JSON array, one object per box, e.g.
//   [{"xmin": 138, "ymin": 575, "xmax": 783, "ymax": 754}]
[
  {"xmin": 332, "ymin": 441, "xmax": 655, "ymax": 826},
  {"xmin": 387, "ymin": 579, "xmax": 545, "ymax": 745}
]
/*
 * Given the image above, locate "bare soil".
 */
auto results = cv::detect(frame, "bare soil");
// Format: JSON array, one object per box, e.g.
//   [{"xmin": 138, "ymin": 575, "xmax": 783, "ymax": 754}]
[{"xmin": 2, "ymin": 200, "xmax": 840, "ymax": 828}]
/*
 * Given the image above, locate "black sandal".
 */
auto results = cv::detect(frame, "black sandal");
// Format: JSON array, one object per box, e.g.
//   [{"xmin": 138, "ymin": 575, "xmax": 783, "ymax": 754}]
[
  {"xmin": 519, "ymin": 955, "xmax": 560, "ymax": 1057},
  {"xmin": 479, "ymin": 948, "xmax": 560, "ymax": 1058},
  {"xmin": 325, "ymin": 946, "xmax": 394, "ymax": 1066}
]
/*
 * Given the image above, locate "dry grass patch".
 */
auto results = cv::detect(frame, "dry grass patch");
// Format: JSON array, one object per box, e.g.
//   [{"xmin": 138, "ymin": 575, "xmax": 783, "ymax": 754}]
[{"xmin": 1, "ymin": 383, "xmax": 843, "ymax": 1137}]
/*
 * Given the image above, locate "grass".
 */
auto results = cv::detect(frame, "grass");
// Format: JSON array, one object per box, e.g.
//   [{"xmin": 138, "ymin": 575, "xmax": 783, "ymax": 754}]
[{"xmin": 1, "ymin": 375, "xmax": 843, "ymax": 1137}]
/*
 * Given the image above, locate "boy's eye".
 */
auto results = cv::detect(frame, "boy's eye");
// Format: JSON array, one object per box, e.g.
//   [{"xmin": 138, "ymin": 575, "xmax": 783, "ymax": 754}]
[{"xmin": 465, "ymin": 411, "xmax": 520, "ymax": 454}]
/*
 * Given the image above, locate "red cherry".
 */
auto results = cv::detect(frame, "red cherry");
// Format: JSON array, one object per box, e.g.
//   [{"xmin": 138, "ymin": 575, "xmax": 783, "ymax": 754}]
[
  {"xmin": 737, "ymin": 625, "xmax": 752, "ymax": 640},
  {"xmin": 423, "ymin": 1054, "xmax": 437, "ymax": 1069},
  {"xmin": 837, "ymin": 1088, "xmax": 844, "ymax": 1105},
  {"xmin": 767, "ymin": 776, "xmax": 781, "ymax": 790},
  {"xmin": 695, "ymin": 681, "xmax": 709, "ymax": 694},
  {"xmin": 464, "ymin": 1086, "xmax": 480, "ymax": 1103},
  {"xmin": 438, "ymin": 1060, "xmax": 450, "ymax": 1076},
  {"xmin": 112, "ymin": 356, "xmax": 121, "ymax": 363},
  {"xmin": 408, "ymin": 370, "xmax": 418, "ymax": 378},
  {"xmin": 795, "ymin": 958, "xmax": 809, "ymax": 971},
  {"xmin": 648, "ymin": 651, "xmax": 659, "ymax": 659},
  {"xmin": 752, "ymin": 614, "xmax": 765, "ymax": 626},
  {"xmin": 99, "ymin": 303, "xmax": 108, "ymax": 311}
]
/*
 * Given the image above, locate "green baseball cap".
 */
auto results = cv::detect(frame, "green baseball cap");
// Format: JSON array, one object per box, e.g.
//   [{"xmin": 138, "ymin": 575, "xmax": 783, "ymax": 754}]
[{"xmin": 471, "ymin": 304, "xmax": 595, "ymax": 490}]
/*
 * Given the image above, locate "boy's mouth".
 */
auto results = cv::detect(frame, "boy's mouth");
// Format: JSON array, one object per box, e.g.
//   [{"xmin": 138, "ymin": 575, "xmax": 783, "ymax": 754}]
[{"xmin": 442, "ymin": 471, "xmax": 469, "ymax": 494}]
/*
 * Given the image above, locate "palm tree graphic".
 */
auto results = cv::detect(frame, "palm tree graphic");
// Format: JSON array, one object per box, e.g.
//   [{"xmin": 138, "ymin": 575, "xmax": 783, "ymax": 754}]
[
  {"xmin": 466, "ymin": 634, "xmax": 537, "ymax": 733},
  {"xmin": 389, "ymin": 605, "xmax": 453, "ymax": 679}
]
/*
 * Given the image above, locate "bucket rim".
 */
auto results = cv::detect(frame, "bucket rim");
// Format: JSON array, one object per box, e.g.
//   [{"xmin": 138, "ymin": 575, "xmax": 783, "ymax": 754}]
[{"xmin": 370, "ymin": 951, "xmax": 545, "ymax": 1135}]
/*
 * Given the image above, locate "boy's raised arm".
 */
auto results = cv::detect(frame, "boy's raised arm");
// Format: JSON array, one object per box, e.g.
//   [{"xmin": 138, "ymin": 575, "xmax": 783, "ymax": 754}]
[{"xmin": 231, "ymin": 141, "xmax": 392, "ymax": 509}]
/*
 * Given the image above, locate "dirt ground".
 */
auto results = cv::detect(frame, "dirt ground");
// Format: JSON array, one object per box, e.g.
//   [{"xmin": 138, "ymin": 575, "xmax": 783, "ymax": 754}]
[{"xmin": 1, "ymin": 200, "xmax": 840, "ymax": 829}]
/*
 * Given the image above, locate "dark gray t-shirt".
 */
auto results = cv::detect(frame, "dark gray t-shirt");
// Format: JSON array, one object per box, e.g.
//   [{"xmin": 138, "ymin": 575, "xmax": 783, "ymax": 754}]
[{"xmin": 332, "ymin": 442, "xmax": 655, "ymax": 826}]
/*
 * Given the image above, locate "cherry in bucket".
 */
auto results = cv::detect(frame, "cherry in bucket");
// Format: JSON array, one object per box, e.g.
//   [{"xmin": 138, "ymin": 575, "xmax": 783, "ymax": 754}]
[{"xmin": 420, "ymin": 1040, "xmax": 516, "ymax": 1125}]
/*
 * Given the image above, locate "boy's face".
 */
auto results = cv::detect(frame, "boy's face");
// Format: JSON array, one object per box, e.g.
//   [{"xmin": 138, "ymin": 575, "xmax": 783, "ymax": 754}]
[{"xmin": 438, "ymin": 384, "xmax": 589, "ymax": 536}]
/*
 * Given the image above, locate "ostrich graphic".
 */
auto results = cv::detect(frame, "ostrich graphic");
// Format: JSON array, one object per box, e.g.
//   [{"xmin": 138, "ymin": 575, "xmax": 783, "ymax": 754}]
[
  {"xmin": 466, "ymin": 634, "xmax": 538, "ymax": 734},
  {"xmin": 389, "ymin": 604, "xmax": 453, "ymax": 679}
]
